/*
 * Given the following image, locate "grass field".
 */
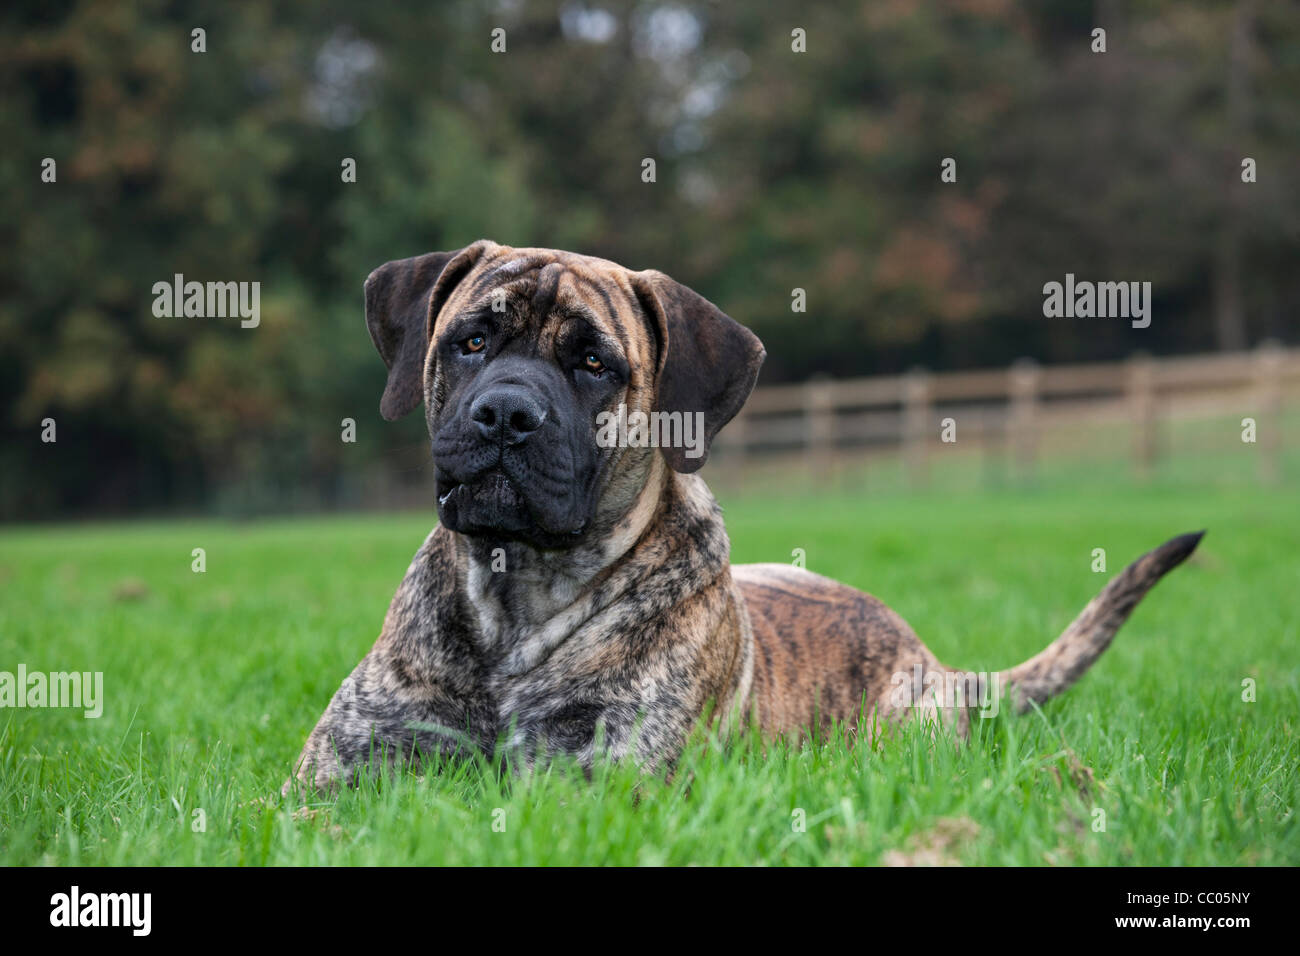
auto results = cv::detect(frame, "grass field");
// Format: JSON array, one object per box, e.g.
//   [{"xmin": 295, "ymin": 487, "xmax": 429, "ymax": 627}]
[{"xmin": 1, "ymin": 472, "xmax": 1297, "ymax": 865}]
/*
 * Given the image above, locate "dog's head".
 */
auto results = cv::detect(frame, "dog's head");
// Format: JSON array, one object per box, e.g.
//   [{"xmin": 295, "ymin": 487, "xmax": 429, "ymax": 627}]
[{"xmin": 364, "ymin": 240, "xmax": 764, "ymax": 548}]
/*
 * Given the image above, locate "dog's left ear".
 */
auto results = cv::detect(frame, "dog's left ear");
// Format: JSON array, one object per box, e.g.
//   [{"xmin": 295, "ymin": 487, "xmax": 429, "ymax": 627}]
[
  {"xmin": 364, "ymin": 242, "xmax": 492, "ymax": 420},
  {"xmin": 633, "ymin": 270, "xmax": 766, "ymax": 473}
]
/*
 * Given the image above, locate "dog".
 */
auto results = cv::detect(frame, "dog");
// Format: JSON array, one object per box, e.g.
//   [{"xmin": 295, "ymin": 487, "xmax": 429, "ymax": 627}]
[{"xmin": 286, "ymin": 240, "xmax": 1202, "ymax": 791}]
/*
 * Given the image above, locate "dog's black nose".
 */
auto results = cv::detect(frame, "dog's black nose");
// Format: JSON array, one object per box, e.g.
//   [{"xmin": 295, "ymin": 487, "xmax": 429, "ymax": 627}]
[{"xmin": 470, "ymin": 386, "xmax": 546, "ymax": 445}]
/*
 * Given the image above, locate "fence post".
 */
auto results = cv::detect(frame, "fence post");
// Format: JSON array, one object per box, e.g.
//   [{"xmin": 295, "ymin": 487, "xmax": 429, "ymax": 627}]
[
  {"xmin": 903, "ymin": 367, "xmax": 930, "ymax": 486},
  {"xmin": 1255, "ymin": 339, "xmax": 1284, "ymax": 484},
  {"xmin": 805, "ymin": 375, "xmax": 835, "ymax": 483},
  {"xmin": 979, "ymin": 406, "xmax": 1006, "ymax": 489},
  {"xmin": 1008, "ymin": 357, "xmax": 1040, "ymax": 484},
  {"xmin": 725, "ymin": 411, "xmax": 749, "ymax": 489},
  {"xmin": 1127, "ymin": 353, "xmax": 1156, "ymax": 480}
]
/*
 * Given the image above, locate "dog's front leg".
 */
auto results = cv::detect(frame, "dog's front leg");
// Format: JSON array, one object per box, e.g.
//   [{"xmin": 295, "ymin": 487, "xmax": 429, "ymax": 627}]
[
  {"xmin": 283, "ymin": 649, "xmax": 492, "ymax": 795},
  {"xmin": 283, "ymin": 657, "xmax": 378, "ymax": 794}
]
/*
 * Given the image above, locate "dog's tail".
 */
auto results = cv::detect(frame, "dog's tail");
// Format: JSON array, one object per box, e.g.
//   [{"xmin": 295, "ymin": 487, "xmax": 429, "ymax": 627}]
[{"xmin": 998, "ymin": 531, "xmax": 1204, "ymax": 714}]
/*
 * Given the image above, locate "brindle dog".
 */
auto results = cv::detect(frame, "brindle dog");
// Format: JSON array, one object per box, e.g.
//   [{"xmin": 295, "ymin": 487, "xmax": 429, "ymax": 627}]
[{"xmin": 287, "ymin": 240, "xmax": 1202, "ymax": 791}]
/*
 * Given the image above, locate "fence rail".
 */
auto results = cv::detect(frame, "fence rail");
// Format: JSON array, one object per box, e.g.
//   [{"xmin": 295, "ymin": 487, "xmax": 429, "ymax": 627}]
[{"xmin": 715, "ymin": 342, "xmax": 1299, "ymax": 483}]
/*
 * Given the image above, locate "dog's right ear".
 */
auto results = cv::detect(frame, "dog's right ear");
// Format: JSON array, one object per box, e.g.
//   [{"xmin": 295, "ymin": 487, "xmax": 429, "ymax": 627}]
[{"xmin": 364, "ymin": 242, "xmax": 491, "ymax": 420}]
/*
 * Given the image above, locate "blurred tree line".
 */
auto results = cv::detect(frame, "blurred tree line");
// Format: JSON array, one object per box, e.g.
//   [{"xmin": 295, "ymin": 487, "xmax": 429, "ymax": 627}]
[{"xmin": 2, "ymin": 0, "xmax": 1297, "ymax": 518}]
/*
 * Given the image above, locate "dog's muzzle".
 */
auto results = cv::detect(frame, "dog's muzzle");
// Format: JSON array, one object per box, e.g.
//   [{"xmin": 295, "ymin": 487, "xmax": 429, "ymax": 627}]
[{"xmin": 431, "ymin": 360, "xmax": 594, "ymax": 543}]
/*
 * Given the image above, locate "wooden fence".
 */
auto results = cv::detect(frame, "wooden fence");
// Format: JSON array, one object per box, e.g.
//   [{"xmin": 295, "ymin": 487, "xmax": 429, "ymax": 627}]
[{"xmin": 714, "ymin": 342, "xmax": 1300, "ymax": 483}]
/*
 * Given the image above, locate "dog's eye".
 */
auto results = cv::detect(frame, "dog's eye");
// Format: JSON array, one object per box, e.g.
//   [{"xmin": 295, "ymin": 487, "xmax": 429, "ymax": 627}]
[
  {"xmin": 583, "ymin": 352, "xmax": 605, "ymax": 373},
  {"xmin": 464, "ymin": 335, "xmax": 487, "ymax": 354}
]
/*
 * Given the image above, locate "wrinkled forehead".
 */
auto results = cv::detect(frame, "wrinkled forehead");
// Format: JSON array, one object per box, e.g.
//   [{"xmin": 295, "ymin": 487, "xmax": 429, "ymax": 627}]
[{"xmin": 436, "ymin": 247, "xmax": 653, "ymax": 360}]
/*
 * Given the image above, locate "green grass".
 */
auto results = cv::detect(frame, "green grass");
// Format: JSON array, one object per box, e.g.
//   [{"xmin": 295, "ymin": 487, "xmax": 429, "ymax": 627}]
[{"xmin": 1, "ymin": 476, "xmax": 1296, "ymax": 865}]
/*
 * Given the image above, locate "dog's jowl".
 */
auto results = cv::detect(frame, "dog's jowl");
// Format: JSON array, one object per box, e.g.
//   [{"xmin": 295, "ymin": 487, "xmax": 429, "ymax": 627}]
[{"xmin": 286, "ymin": 240, "xmax": 1202, "ymax": 791}]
